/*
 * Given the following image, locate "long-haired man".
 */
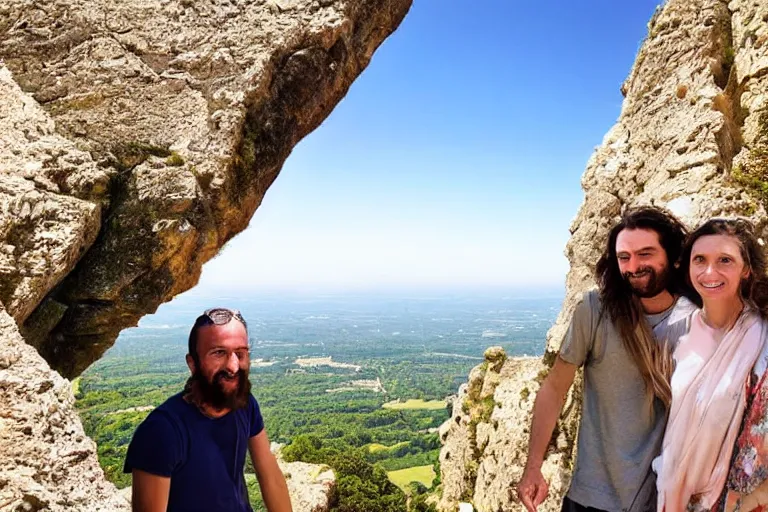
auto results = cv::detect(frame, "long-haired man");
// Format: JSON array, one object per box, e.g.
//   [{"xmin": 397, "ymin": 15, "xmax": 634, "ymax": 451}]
[{"xmin": 517, "ymin": 206, "xmax": 694, "ymax": 512}]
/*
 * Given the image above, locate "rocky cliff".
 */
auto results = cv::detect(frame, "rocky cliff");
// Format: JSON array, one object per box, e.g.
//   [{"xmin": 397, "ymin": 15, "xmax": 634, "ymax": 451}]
[
  {"xmin": 438, "ymin": 0, "xmax": 768, "ymax": 510},
  {"xmin": 0, "ymin": 0, "xmax": 410, "ymax": 509}
]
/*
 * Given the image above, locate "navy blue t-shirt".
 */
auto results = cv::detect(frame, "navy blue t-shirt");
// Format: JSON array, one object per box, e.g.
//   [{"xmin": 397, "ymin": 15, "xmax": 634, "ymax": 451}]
[{"xmin": 124, "ymin": 392, "xmax": 265, "ymax": 512}]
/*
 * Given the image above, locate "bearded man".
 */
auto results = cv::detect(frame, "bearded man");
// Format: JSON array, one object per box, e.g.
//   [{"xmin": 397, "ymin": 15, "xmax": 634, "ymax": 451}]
[
  {"xmin": 517, "ymin": 206, "xmax": 695, "ymax": 512},
  {"xmin": 124, "ymin": 308, "xmax": 292, "ymax": 512}
]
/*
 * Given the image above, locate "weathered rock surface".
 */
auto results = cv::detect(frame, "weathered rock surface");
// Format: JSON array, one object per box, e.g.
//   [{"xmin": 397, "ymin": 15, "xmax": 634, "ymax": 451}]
[
  {"xmin": 1, "ymin": 0, "xmax": 409, "ymax": 509},
  {"xmin": 0, "ymin": 65, "xmax": 109, "ymax": 341},
  {"xmin": 437, "ymin": 353, "xmax": 578, "ymax": 512},
  {"xmin": 280, "ymin": 459, "xmax": 336, "ymax": 512},
  {"xmin": 439, "ymin": 0, "xmax": 768, "ymax": 510},
  {"xmin": 0, "ymin": 0, "xmax": 412, "ymax": 379},
  {"xmin": 0, "ymin": 306, "xmax": 130, "ymax": 511}
]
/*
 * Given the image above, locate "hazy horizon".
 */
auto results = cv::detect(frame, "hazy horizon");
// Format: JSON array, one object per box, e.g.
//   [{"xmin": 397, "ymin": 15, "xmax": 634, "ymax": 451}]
[
  {"xmin": 135, "ymin": 284, "xmax": 565, "ymax": 347},
  {"xmin": 183, "ymin": 282, "xmax": 568, "ymax": 298}
]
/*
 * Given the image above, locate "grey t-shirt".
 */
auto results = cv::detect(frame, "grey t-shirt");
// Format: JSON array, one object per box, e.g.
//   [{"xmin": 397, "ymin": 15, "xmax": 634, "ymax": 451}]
[{"xmin": 559, "ymin": 290, "xmax": 694, "ymax": 512}]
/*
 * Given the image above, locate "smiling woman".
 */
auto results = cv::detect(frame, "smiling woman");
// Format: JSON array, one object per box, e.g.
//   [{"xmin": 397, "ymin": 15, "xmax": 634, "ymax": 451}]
[
  {"xmin": 680, "ymin": 218, "xmax": 768, "ymax": 321},
  {"xmin": 690, "ymin": 234, "xmax": 749, "ymax": 327},
  {"xmin": 655, "ymin": 218, "xmax": 768, "ymax": 512}
]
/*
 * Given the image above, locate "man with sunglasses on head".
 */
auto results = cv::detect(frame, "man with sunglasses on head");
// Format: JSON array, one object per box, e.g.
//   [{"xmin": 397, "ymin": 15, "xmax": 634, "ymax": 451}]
[{"xmin": 124, "ymin": 308, "xmax": 292, "ymax": 512}]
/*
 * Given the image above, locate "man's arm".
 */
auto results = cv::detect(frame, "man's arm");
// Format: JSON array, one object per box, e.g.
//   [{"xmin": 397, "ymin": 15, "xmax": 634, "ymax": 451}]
[
  {"xmin": 516, "ymin": 356, "xmax": 578, "ymax": 512},
  {"xmin": 249, "ymin": 430, "xmax": 292, "ymax": 512},
  {"xmin": 131, "ymin": 469, "xmax": 171, "ymax": 512}
]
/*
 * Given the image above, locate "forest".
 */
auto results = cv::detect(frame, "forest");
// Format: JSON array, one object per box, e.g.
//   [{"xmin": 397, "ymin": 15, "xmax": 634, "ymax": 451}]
[{"xmin": 75, "ymin": 291, "xmax": 558, "ymax": 510}]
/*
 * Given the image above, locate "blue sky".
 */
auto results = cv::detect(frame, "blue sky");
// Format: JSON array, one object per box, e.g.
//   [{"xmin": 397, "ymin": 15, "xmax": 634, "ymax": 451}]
[{"xmin": 197, "ymin": 0, "xmax": 662, "ymax": 294}]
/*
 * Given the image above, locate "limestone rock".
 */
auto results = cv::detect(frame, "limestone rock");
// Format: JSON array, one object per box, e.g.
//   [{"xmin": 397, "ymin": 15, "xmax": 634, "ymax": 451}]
[
  {"xmin": 438, "ymin": 381, "xmax": 474, "ymax": 507},
  {"xmin": 483, "ymin": 346, "xmax": 507, "ymax": 373},
  {"xmin": 439, "ymin": 0, "xmax": 768, "ymax": 510},
  {"xmin": 438, "ymin": 357, "xmax": 579, "ymax": 512},
  {"xmin": 0, "ymin": 0, "xmax": 412, "ymax": 378},
  {"xmin": 0, "ymin": 0, "xmax": 409, "ymax": 508},
  {"xmin": 0, "ymin": 306, "xmax": 129, "ymax": 511},
  {"xmin": 279, "ymin": 459, "xmax": 336, "ymax": 512},
  {"xmin": 0, "ymin": 65, "xmax": 108, "ymax": 333}
]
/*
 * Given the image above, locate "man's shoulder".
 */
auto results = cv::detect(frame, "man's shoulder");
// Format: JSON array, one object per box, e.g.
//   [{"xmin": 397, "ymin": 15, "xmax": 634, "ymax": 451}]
[
  {"xmin": 572, "ymin": 288, "xmax": 602, "ymax": 319},
  {"xmin": 242, "ymin": 393, "xmax": 261, "ymax": 419},
  {"xmin": 139, "ymin": 393, "xmax": 188, "ymax": 432},
  {"xmin": 124, "ymin": 394, "xmax": 188, "ymax": 476},
  {"xmin": 152, "ymin": 392, "xmax": 187, "ymax": 417},
  {"xmin": 581, "ymin": 288, "xmax": 599, "ymax": 302},
  {"xmin": 243, "ymin": 393, "xmax": 265, "ymax": 438},
  {"xmin": 669, "ymin": 295, "xmax": 697, "ymax": 321}
]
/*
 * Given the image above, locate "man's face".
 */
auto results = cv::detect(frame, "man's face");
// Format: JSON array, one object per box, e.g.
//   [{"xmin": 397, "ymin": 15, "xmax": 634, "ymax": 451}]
[
  {"xmin": 187, "ymin": 320, "xmax": 251, "ymax": 410},
  {"xmin": 615, "ymin": 228, "xmax": 671, "ymax": 298}
]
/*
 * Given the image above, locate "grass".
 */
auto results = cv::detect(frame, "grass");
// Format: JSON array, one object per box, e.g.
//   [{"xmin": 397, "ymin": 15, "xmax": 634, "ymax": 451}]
[
  {"xmin": 110, "ymin": 141, "xmax": 172, "ymax": 173},
  {"xmin": 166, "ymin": 152, "xmax": 185, "ymax": 167},
  {"xmin": 387, "ymin": 465, "xmax": 436, "ymax": 492},
  {"xmin": 367, "ymin": 441, "xmax": 409, "ymax": 453},
  {"xmin": 50, "ymin": 92, "xmax": 106, "ymax": 113},
  {"xmin": 382, "ymin": 399, "xmax": 446, "ymax": 410}
]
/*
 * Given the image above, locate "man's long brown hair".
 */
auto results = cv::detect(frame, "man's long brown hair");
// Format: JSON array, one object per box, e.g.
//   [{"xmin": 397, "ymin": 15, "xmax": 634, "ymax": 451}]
[{"xmin": 595, "ymin": 206, "xmax": 688, "ymax": 409}]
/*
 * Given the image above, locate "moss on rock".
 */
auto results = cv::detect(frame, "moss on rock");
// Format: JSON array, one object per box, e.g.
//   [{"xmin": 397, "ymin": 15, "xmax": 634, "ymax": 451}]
[{"xmin": 732, "ymin": 111, "xmax": 768, "ymax": 208}]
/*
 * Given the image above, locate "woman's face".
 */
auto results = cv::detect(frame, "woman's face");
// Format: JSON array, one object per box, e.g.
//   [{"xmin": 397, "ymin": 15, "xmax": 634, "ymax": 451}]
[{"xmin": 689, "ymin": 234, "xmax": 749, "ymax": 303}]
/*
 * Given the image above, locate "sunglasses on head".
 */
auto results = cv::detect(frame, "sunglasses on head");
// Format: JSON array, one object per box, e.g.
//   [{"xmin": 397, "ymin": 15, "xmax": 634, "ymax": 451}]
[{"xmin": 197, "ymin": 308, "xmax": 248, "ymax": 329}]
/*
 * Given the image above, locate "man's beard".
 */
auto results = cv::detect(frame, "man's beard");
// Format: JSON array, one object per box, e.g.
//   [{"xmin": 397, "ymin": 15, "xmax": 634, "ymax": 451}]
[
  {"xmin": 185, "ymin": 367, "xmax": 252, "ymax": 411},
  {"xmin": 623, "ymin": 265, "xmax": 670, "ymax": 298}
]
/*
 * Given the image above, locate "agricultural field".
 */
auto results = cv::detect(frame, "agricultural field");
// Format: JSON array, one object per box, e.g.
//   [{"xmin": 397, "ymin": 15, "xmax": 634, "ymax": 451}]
[
  {"xmin": 388, "ymin": 465, "xmax": 437, "ymax": 492},
  {"xmin": 383, "ymin": 399, "xmax": 447, "ymax": 410}
]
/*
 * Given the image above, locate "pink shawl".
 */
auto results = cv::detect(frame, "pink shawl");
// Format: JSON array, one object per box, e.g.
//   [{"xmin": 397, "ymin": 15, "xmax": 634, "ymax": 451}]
[{"xmin": 655, "ymin": 309, "xmax": 765, "ymax": 512}]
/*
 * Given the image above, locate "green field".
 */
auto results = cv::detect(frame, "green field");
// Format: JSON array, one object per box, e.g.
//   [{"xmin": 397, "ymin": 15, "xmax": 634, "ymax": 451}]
[
  {"xmin": 368, "ymin": 441, "xmax": 409, "ymax": 453},
  {"xmin": 387, "ymin": 465, "xmax": 436, "ymax": 492},
  {"xmin": 383, "ymin": 399, "xmax": 447, "ymax": 410}
]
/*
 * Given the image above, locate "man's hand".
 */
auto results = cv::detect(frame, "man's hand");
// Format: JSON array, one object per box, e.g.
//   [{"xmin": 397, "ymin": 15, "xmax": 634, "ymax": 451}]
[
  {"xmin": 517, "ymin": 465, "xmax": 549, "ymax": 512},
  {"xmin": 517, "ymin": 356, "xmax": 575, "ymax": 512}
]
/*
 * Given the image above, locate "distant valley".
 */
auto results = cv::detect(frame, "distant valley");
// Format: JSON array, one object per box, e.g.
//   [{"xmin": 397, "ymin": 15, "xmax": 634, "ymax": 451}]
[{"xmin": 75, "ymin": 290, "xmax": 561, "ymax": 510}]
